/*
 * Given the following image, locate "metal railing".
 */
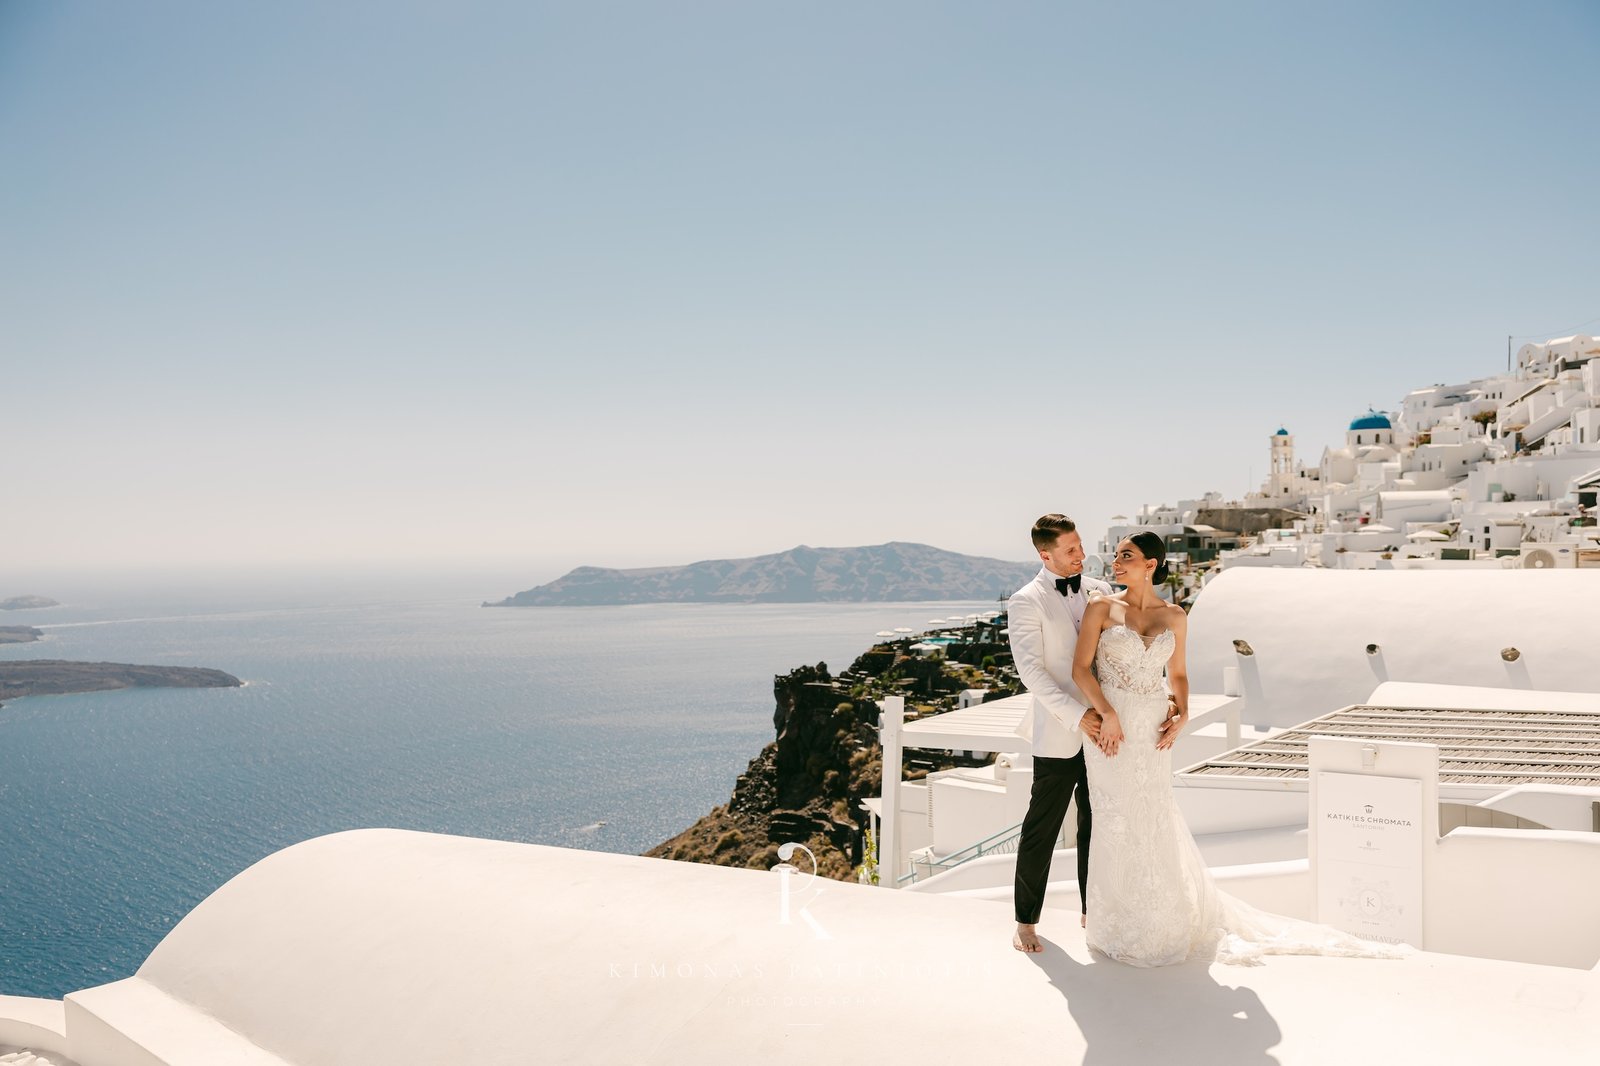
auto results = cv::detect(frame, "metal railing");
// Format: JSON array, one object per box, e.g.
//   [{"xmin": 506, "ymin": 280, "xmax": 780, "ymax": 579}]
[{"xmin": 895, "ymin": 817, "xmax": 1072, "ymax": 886}]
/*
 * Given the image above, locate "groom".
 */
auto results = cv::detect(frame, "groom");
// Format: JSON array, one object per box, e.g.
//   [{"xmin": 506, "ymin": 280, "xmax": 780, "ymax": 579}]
[{"xmin": 1009, "ymin": 513, "xmax": 1111, "ymax": 954}]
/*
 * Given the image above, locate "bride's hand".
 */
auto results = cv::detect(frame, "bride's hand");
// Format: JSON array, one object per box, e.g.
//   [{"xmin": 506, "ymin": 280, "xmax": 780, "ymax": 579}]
[
  {"xmin": 1098, "ymin": 710, "xmax": 1123, "ymax": 756},
  {"xmin": 1156, "ymin": 707, "xmax": 1188, "ymax": 751}
]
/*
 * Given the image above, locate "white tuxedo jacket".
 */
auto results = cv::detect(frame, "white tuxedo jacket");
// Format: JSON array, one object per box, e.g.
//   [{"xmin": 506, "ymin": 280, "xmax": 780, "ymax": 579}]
[{"xmin": 1008, "ymin": 567, "xmax": 1113, "ymax": 758}]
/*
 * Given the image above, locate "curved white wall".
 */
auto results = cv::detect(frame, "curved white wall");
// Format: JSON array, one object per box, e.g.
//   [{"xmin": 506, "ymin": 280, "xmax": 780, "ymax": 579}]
[
  {"xmin": 0, "ymin": 996, "xmax": 69, "ymax": 1062},
  {"xmin": 1187, "ymin": 569, "xmax": 1600, "ymax": 726},
  {"xmin": 11, "ymin": 827, "xmax": 1598, "ymax": 1065},
  {"xmin": 70, "ymin": 827, "xmax": 1333, "ymax": 1066}
]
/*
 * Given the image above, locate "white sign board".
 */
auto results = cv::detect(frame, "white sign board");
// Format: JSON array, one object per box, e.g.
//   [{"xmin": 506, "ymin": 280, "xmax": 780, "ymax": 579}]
[{"xmin": 1314, "ymin": 771, "xmax": 1423, "ymax": 947}]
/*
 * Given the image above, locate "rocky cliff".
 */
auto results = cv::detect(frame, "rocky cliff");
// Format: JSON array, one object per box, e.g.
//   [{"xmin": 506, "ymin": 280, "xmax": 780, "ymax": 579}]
[
  {"xmin": 487, "ymin": 542, "xmax": 1036, "ymax": 606},
  {"xmin": 645, "ymin": 632, "xmax": 1019, "ymax": 881}
]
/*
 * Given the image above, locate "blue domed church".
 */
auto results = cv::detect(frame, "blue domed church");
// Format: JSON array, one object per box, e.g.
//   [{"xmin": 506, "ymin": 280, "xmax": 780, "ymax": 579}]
[{"xmin": 1347, "ymin": 409, "xmax": 1396, "ymax": 448}]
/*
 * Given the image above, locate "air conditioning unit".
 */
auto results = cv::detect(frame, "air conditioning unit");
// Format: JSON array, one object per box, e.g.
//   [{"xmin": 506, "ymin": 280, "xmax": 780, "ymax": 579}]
[{"xmin": 1521, "ymin": 545, "xmax": 1577, "ymax": 569}]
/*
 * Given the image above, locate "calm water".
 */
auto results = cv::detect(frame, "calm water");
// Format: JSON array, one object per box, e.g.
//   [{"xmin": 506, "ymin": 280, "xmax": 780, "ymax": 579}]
[{"xmin": 0, "ymin": 586, "xmax": 996, "ymax": 998}]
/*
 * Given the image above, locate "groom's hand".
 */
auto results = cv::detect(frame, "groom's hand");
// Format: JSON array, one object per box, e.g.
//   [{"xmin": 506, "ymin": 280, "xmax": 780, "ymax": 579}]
[{"xmin": 1080, "ymin": 709, "xmax": 1103, "ymax": 745}]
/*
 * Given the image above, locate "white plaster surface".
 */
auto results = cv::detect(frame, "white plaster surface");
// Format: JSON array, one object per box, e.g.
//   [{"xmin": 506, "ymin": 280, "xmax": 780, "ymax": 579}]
[
  {"xmin": 1477, "ymin": 784, "xmax": 1600, "ymax": 830},
  {"xmin": 0, "ymin": 1051, "xmax": 76, "ymax": 1066},
  {"xmin": 1367, "ymin": 681, "xmax": 1600, "ymax": 713},
  {"xmin": 0, "ymin": 998, "xmax": 66, "ymax": 1058},
  {"xmin": 1186, "ymin": 569, "xmax": 1600, "ymax": 725},
  {"xmin": 21, "ymin": 828, "xmax": 1591, "ymax": 1066}
]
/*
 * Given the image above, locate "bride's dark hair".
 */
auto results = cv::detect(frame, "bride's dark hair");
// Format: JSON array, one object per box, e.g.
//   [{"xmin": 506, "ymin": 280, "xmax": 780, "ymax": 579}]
[{"xmin": 1127, "ymin": 530, "xmax": 1169, "ymax": 584}]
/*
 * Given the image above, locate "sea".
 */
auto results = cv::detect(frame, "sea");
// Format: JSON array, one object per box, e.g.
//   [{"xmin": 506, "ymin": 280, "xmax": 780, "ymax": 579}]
[{"xmin": 0, "ymin": 577, "xmax": 1000, "ymax": 999}]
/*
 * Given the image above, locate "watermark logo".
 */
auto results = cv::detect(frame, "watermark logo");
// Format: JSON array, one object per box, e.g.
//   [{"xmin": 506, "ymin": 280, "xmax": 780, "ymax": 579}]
[{"xmin": 771, "ymin": 841, "xmax": 832, "ymax": 940}]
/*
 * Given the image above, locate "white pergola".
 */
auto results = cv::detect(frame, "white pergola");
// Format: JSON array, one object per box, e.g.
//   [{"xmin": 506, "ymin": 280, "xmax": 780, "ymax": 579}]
[
  {"xmin": 871, "ymin": 694, "xmax": 1032, "ymax": 889},
  {"xmin": 871, "ymin": 692, "xmax": 1242, "ymax": 888},
  {"xmin": 901, "ymin": 692, "xmax": 1032, "ymax": 751}
]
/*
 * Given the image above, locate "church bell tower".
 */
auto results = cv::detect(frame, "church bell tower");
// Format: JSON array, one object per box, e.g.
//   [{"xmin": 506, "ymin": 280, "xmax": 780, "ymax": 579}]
[{"xmin": 1270, "ymin": 427, "xmax": 1294, "ymax": 497}]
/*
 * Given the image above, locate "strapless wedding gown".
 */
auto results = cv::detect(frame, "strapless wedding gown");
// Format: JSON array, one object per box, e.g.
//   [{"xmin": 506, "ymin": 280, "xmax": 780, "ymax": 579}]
[{"xmin": 1082, "ymin": 624, "xmax": 1410, "ymax": 966}]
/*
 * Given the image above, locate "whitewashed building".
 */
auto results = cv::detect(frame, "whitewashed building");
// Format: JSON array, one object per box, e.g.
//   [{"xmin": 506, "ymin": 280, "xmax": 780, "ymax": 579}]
[{"xmin": 1144, "ymin": 333, "xmax": 1600, "ymax": 572}]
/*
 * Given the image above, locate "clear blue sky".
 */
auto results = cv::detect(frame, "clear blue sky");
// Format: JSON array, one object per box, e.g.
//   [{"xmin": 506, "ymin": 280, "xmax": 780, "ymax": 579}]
[{"xmin": 4, "ymin": 1, "xmax": 1597, "ymax": 585}]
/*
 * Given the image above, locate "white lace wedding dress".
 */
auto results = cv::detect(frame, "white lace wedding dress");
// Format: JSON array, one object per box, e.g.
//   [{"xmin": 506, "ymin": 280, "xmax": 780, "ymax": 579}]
[{"xmin": 1082, "ymin": 624, "xmax": 1411, "ymax": 967}]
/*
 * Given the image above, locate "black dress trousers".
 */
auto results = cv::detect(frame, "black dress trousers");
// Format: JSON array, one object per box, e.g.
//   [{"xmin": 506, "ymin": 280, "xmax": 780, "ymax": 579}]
[{"xmin": 1013, "ymin": 751, "xmax": 1092, "ymax": 925}]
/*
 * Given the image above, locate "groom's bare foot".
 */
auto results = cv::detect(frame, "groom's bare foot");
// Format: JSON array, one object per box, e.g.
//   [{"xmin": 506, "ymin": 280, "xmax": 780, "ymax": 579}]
[
  {"xmin": 1081, "ymin": 913, "xmax": 1086, "ymax": 928},
  {"xmin": 1013, "ymin": 923, "xmax": 1043, "ymax": 953}
]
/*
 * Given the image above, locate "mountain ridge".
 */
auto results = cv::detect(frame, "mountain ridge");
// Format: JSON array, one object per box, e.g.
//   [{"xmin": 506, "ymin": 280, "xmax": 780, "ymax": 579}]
[{"xmin": 486, "ymin": 542, "xmax": 1039, "ymax": 606}]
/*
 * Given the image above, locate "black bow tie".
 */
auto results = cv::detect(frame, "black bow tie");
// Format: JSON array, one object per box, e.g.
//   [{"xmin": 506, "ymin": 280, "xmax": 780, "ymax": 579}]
[{"xmin": 1054, "ymin": 575, "xmax": 1081, "ymax": 596}]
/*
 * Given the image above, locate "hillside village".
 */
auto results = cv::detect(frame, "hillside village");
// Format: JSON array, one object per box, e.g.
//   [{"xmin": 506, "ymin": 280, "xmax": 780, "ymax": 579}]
[{"xmin": 1102, "ymin": 334, "xmax": 1600, "ymax": 587}]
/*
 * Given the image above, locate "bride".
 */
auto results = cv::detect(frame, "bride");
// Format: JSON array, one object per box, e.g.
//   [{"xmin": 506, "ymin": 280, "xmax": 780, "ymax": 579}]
[{"xmin": 1070, "ymin": 531, "xmax": 1408, "ymax": 966}]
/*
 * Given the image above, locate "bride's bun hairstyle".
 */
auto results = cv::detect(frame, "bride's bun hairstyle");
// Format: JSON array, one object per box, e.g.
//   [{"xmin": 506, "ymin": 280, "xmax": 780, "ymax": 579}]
[{"xmin": 1127, "ymin": 530, "xmax": 1169, "ymax": 584}]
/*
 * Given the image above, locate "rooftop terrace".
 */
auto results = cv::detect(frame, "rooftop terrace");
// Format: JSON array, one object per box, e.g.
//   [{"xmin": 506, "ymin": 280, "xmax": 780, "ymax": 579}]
[{"xmin": 1182, "ymin": 703, "xmax": 1600, "ymax": 788}]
